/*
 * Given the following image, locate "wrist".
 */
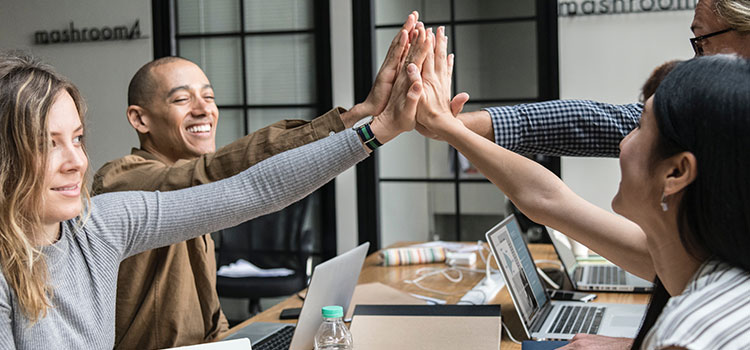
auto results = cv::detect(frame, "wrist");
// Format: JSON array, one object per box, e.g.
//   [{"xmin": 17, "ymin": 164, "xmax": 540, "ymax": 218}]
[
  {"xmin": 432, "ymin": 112, "xmax": 466, "ymax": 140},
  {"xmin": 457, "ymin": 110, "xmax": 494, "ymax": 141},
  {"xmin": 341, "ymin": 103, "xmax": 369, "ymax": 128},
  {"xmin": 369, "ymin": 113, "xmax": 401, "ymax": 144}
]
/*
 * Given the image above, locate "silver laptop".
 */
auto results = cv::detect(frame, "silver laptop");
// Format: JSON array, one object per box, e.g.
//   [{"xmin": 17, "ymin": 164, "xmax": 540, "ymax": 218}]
[
  {"xmin": 226, "ymin": 242, "xmax": 370, "ymax": 350},
  {"xmin": 547, "ymin": 228, "xmax": 653, "ymax": 292},
  {"xmin": 486, "ymin": 215, "xmax": 645, "ymax": 341}
]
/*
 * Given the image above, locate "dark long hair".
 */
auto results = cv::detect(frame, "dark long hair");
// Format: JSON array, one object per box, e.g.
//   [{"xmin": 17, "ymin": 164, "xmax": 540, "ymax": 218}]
[{"xmin": 631, "ymin": 55, "xmax": 750, "ymax": 348}]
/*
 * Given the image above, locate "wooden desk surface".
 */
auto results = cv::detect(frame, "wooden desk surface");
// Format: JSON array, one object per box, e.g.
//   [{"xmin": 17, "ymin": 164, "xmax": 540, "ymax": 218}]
[{"xmin": 221, "ymin": 243, "xmax": 650, "ymax": 349}]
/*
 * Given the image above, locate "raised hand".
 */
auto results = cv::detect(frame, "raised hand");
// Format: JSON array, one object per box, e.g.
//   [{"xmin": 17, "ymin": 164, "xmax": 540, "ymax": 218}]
[
  {"xmin": 366, "ymin": 22, "xmax": 432, "ymax": 144},
  {"xmin": 414, "ymin": 26, "xmax": 468, "ymax": 138},
  {"xmin": 343, "ymin": 11, "xmax": 419, "ymax": 127}
]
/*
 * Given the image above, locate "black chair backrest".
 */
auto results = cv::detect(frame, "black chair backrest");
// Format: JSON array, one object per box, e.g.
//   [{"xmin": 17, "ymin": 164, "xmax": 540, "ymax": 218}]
[{"xmin": 216, "ymin": 197, "xmax": 312, "ymax": 272}]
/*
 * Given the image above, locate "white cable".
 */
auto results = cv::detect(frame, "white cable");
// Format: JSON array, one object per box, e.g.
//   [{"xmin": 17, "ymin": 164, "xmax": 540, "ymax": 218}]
[
  {"xmin": 536, "ymin": 266, "xmax": 560, "ymax": 290},
  {"xmin": 534, "ymin": 259, "xmax": 564, "ymax": 290},
  {"xmin": 502, "ymin": 321, "xmax": 522, "ymax": 345},
  {"xmin": 534, "ymin": 259, "xmax": 564, "ymax": 270},
  {"xmin": 403, "ymin": 267, "xmax": 464, "ymax": 296}
]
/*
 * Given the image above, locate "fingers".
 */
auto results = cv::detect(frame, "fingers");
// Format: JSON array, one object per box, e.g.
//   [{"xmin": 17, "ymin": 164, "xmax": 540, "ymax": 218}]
[
  {"xmin": 376, "ymin": 11, "xmax": 417, "ymax": 74},
  {"xmin": 401, "ymin": 11, "xmax": 418, "ymax": 33},
  {"xmin": 450, "ymin": 92, "xmax": 470, "ymax": 116},
  {"xmin": 406, "ymin": 63, "xmax": 422, "ymax": 90},
  {"xmin": 422, "ymin": 28, "xmax": 436, "ymax": 77},
  {"xmin": 404, "ymin": 22, "xmax": 429, "ymax": 72},
  {"xmin": 403, "ymin": 79, "xmax": 422, "ymax": 127},
  {"xmin": 434, "ymin": 26, "xmax": 448, "ymax": 77},
  {"xmin": 447, "ymin": 53, "xmax": 455, "ymax": 78},
  {"xmin": 378, "ymin": 29, "xmax": 408, "ymax": 73}
]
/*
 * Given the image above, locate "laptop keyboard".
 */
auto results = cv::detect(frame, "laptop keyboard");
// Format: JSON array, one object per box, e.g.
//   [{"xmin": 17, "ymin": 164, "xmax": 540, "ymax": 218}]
[
  {"xmin": 253, "ymin": 325, "xmax": 295, "ymax": 350},
  {"xmin": 548, "ymin": 305, "xmax": 605, "ymax": 335},
  {"xmin": 589, "ymin": 265, "xmax": 627, "ymax": 285}
]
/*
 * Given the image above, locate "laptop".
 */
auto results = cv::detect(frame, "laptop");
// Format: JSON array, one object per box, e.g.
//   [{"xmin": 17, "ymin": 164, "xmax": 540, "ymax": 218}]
[
  {"xmin": 547, "ymin": 228, "xmax": 653, "ymax": 292},
  {"xmin": 485, "ymin": 215, "xmax": 646, "ymax": 341},
  {"xmin": 225, "ymin": 242, "xmax": 370, "ymax": 350}
]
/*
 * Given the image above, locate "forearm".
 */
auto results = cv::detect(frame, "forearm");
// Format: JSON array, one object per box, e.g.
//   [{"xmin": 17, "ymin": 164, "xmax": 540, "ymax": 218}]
[
  {"xmin": 456, "ymin": 110, "xmax": 494, "ymax": 141},
  {"xmin": 441, "ymin": 124, "xmax": 654, "ymax": 279},
  {"xmin": 93, "ymin": 108, "xmax": 347, "ymax": 194},
  {"xmin": 484, "ymin": 100, "xmax": 642, "ymax": 157},
  {"xmin": 96, "ymin": 130, "xmax": 368, "ymax": 258}
]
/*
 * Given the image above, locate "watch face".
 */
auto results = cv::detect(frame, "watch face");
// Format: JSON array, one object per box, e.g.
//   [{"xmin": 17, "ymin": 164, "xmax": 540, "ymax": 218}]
[{"xmin": 352, "ymin": 115, "xmax": 374, "ymax": 129}]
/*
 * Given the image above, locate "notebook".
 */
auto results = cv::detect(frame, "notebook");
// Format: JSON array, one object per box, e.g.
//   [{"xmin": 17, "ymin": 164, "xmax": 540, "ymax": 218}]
[{"xmin": 349, "ymin": 305, "xmax": 502, "ymax": 350}]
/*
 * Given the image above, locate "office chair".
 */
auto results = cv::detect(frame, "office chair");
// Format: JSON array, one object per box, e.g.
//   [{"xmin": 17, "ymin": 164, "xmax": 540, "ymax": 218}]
[{"xmin": 215, "ymin": 197, "xmax": 313, "ymax": 322}]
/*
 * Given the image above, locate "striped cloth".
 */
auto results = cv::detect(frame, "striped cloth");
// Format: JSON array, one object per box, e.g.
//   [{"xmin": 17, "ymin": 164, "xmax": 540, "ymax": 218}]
[
  {"xmin": 641, "ymin": 259, "xmax": 750, "ymax": 350},
  {"xmin": 380, "ymin": 247, "xmax": 446, "ymax": 266}
]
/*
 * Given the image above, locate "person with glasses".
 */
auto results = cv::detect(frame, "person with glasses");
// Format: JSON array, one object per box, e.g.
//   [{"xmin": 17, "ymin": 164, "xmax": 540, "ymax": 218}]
[{"xmin": 431, "ymin": 0, "xmax": 749, "ymax": 160}]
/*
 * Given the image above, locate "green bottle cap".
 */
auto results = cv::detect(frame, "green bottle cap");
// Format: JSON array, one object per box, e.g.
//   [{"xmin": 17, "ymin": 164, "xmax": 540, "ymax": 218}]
[{"xmin": 321, "ymin": 305, "xmax": 344, "ymax": 318}]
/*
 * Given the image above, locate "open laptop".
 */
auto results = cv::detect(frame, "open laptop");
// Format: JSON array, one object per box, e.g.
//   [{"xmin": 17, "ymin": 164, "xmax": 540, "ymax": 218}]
[
  {"xmin": 486, "ymin": 215, "xmax": 646, "ymax": 341},
  {"xmin": 225, "ymin": 242, "xmax": 370, "ymax": 350},
  {"xmin": 547, "ymin": 228, "xmax": 653, "ymax": 292}
]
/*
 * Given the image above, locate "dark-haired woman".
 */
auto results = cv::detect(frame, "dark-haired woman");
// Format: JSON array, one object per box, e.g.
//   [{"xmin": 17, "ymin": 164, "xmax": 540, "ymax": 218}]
[{"xmin": 413, "ymin": 50, "xmax": 750, "ymax": 349}]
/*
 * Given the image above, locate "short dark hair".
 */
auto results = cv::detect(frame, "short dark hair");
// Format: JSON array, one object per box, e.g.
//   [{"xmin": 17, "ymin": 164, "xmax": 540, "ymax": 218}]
[
  {"xmin": 639, "ymin": 60, "xmax": 682, "ymax": 103},
  {"xmin": 632, "ymin": 54, "xmax": 750, "ymax": 348},
  {"xmin": 127, "ymin": 56, "xmax": 191, "ymax": 107}
]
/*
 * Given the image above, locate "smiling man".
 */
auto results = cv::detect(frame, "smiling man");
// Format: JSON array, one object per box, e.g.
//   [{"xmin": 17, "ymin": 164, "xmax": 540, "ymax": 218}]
[
  {"xmin": 92, "ymin": 12, "xmax": 420, "ymax": 350},
  {"xmin": 126, "ymin": 59, "xmax": 221, "ymax": 163},
  {"xmin": 95, "ymin": 57, "xmax": 358, "ymax": 350}
]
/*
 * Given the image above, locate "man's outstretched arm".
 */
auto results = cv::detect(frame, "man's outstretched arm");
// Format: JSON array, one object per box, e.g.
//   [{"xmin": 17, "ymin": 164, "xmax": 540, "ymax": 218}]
[{"xmin": 457, "ymin": 100, "xmax": 642, "ymax": 158}]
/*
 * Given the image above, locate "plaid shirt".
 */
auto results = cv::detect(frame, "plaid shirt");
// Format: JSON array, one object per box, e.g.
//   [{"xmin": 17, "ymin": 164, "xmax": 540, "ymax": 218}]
[{"xmin": 485, "ymin": 100, "xmax": 643, "ymax": 157}]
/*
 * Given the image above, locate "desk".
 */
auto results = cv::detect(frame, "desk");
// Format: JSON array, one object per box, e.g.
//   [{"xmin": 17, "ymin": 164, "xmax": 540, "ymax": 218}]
[{"xmin": 221, "ymin": 243, "xmax": 650, "ymax": 349}]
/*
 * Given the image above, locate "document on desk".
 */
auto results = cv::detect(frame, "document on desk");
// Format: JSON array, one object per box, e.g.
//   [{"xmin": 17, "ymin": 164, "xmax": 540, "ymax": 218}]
[
  {"xmin": 349, "ymin": 305, "xmax": 501, "ymax": 350},
  {"xmin": 165, "ymin": 338, "xmax": 251, "ymax": 349}
]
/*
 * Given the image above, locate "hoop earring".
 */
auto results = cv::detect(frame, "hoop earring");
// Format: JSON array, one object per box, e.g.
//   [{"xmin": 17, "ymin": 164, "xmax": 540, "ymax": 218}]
[{"xmin": 660, "ymin": 194, "xmax": 669, "ymax": 212}]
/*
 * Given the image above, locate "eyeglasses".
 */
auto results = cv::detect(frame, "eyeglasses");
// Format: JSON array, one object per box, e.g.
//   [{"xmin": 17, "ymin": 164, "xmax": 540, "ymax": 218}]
[{"xmin": 689, "ymin": 28, "xmax": 734, "ymax": 56}]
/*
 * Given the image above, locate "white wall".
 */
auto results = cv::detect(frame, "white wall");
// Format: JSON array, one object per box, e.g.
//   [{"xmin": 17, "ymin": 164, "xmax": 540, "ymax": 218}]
[
  {"xmin": 0, "ymin": 0, "xmax": 151, "ymax": 172},
  {"xmin": 558, "ymin": 11, "xmax": 694, "ymax": 213},
  {"xmin": 329, "ymin": 0, "xmax": 360, "ymax": 253}
]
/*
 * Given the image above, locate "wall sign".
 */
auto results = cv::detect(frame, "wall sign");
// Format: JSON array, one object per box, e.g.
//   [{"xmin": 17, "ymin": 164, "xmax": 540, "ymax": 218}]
[
  {"xmin": 34, "ymin": 20, "xmax": 146, "ymax": 45},
  {"xmin": 558, "ymin": 0, "xmax": 696, "ymax": 16}
]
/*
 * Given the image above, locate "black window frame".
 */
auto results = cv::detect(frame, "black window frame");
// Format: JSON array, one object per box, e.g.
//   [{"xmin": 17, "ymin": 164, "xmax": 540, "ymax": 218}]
[
  {"xmin": 353, "ymin": 0, "xmax": 560, "ymax": 253},
  {"xmin": 152, "ymin": 0, "xmax": 337, "ymax": 261}
]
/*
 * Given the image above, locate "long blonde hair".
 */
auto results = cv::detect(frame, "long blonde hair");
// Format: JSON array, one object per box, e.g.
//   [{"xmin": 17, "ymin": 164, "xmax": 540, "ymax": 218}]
[{"xmin": 0, "ymin": 52, "xmax": 90, "ymax": 323}]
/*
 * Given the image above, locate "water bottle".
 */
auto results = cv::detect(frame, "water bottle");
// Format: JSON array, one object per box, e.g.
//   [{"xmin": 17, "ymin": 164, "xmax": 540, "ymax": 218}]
[{"xmin": 313, "ymin": 305, "xmax": 353, "ymax": 350}]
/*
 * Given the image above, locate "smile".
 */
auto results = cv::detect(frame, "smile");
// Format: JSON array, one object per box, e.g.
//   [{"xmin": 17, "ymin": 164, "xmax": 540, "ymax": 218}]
[
  {"xmin": 186, "ymin": 124, "xmax": 211, "ymax": 133},
  {"xmin": 51, "ymin": 183, "xmax": 81, "ymax": 197}
]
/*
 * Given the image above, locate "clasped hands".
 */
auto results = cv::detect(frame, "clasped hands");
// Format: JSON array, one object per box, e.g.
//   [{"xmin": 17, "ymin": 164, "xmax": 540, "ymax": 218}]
[{"xmin": 355, "ymin": 11, "xmax": 470, "ymax": 145}]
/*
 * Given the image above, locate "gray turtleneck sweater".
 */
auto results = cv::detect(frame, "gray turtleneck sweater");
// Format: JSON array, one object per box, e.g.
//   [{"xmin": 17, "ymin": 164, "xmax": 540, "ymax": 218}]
[{"xmin": 0, "ymin": 130, "xmax": 367, "ymax": 349}]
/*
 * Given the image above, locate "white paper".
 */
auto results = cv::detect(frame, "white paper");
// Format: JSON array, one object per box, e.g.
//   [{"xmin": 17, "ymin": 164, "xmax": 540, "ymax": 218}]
[{"xmin": 217, "ymin": 259, "xmax": 294, "ymax": 278}]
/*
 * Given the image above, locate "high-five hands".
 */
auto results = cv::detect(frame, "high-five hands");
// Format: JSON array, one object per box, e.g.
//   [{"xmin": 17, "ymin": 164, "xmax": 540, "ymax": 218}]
[
  {"xmin": 405, "ymin": 26, "xmax": 470, "ymax": 140},
  {"xmin": 343, "ymin": 11, "xmax": 418, "ymax": 127},
  {"xmin": 351, "ymin": 13, "xmax": 470, "ymax": 151}
]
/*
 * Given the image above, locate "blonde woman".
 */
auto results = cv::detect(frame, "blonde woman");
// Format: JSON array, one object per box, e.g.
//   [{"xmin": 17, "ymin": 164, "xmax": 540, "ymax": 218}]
[{"xmin": 0, "ymin": 37, "xmax": 429, "ymax": 349}]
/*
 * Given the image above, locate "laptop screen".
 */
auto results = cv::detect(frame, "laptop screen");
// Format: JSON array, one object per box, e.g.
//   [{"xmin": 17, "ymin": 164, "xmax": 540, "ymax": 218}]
[{"xmin": 486, "ymin": 215, "xmax": 549, "ymax": 326}]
